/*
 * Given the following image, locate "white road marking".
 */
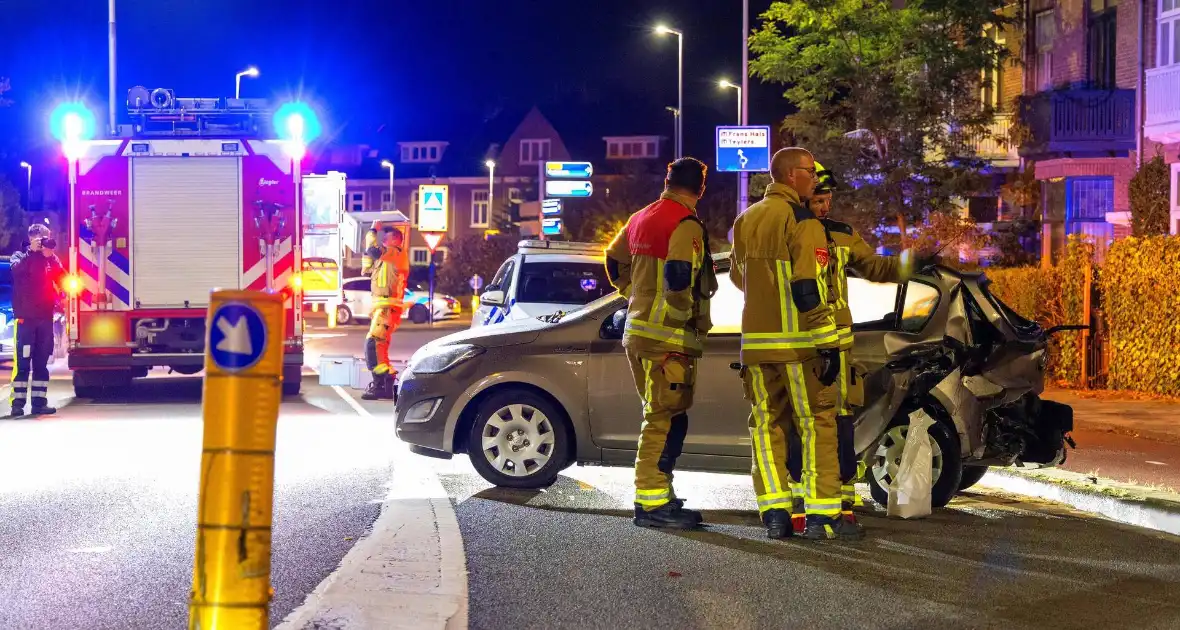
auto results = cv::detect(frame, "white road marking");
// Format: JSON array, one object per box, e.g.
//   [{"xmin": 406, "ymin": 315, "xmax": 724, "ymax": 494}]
[
  {"xmin": 332, "ymin": 385, "xmax": 372, "ymax": 419},
  {"xmin": 67, "ymin": 546, "xmax": 113, "ymax": 554},
  {"xmin": 1146, "ymin": 461, "xmax": 1168, "ymax": 466}
]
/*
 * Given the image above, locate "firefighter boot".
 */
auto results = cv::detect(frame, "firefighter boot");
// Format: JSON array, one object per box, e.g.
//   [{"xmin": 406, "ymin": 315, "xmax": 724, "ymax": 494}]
[
  {"xmin": 802, "ymin": 514, "xmax": 866, "ymax": 541},
  {"xmin": 762, "ymin": 509, "xmax": 793, "ymax": 540},
  {"xmin": 791, "ymin": 494, "xmax": 807, "ymax": 536},
  {"xmin": 633, "ymin": 503, "xmax": 701, "ymax": 530},
  {"xmin": 641, "ymin": 497, "xmax": 703, "ymax": 524},
  {"xmin": 362, "ymin": 373, "xmax": 392, "ymax": 401},
  {"xmin": 29, "ymin": 405, "xmax": 57, "ymax": 416}
]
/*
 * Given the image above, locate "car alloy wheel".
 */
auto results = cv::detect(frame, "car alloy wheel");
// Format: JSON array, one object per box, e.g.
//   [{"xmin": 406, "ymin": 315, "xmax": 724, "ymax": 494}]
[
  {"xmin": 336, "ymin": 305, "xmax": 353, "ymax": 325},
  {"xmin": 866, "ymin": 414, "xmax": 963, "ymax": 509},
  {"xmin": 871, "ymin": 423, "xmax": 945, "ymax": 490},
  {"xmin": 480, "ymin": 403, "xmax": 556, "ymax": 477}
]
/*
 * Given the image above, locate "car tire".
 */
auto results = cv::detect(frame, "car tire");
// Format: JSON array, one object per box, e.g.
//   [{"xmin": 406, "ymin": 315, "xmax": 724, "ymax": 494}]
[
  {"xmin": 409, "ymin": 304, "xmax": 430, "ymax": 324},
  {"xmin": 466, "ymin": 389, "xmax": 571, "ymax": 489},
  {"xmin": 336, "ymin": 305, "xmax": 353, "ymax": 325},
  {"xmin": 957, "ymin": 465, "xmax": 989, "ymax": 492},
  {"xmin": 867, "ymin": 411, "xmax": 963, "ymax": 509}
]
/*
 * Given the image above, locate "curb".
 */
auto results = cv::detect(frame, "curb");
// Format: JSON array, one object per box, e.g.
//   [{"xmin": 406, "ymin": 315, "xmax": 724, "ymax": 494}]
[
  {"xmin": 977, "ymin": 467, "xmax": 1180, "ymax": 537},
  {"xmin": 275, "ymin": 443, "xmax": 468, "ymax": 629}
]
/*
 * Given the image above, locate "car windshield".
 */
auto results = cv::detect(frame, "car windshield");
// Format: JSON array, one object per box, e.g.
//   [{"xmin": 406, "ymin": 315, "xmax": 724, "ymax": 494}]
[{"xmin": 516, "ymin": 261, "xmax": 611, "ymax": 305}]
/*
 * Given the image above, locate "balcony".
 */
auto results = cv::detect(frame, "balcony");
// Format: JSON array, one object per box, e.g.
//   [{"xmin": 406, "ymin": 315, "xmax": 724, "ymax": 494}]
[
  {"xmin": 1145, "ymin": 64, "xmax": 1180, "ymax": 143},
  {"xmin": 973, "ymin": 114, "xmax": 1020, "ymax": 167},
  {"xmin": 1017, "ymin": 89, "xmax": 1136, "ymax": 159}
]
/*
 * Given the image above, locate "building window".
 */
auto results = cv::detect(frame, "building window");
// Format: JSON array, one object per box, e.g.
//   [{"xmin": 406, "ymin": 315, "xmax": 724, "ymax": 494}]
[
  {"xmin": 399, "ymin": 142, "xmax": 446, "ymax": 164},
  {"xmin": 520, "ymin": 139, "xmax": 551, "ymax": 165},
  {"xmin": 411, "ymin": 190, "xmax": 419, "ymax": 226},
  {"xmin": 1066, "ymin": 177, "xmax": 1114, "ymax": 222},
  {"xmin": 410, "ymin": 247, "xmax": 430, "ymax": 266},
  {"xmin": 434, "ymin": 247, "xmax": 449, "ymax": 264},
  {"xmin": 1160, "ymin": 0, "xmax": 1180, "ymax": 67},
  {"xmin": 1035, "ymin": 11, "xmax": 1056, "ymax": 91},
  {"xmin": 349, "ymin": 191, "xmax": 365, "ymax": 212},
  {"xmin": 981, "ymin": 25, "xmax": 1005, "ymax": 108},
  {"xmin": 471, "ymin": 189, "xmax": 490, "ymax": 227},
  {"xmin": 1088, "ymin": 3, "xmax": 1117, "ymax": 89},
  {"xmin": 381, "ymin": 190, "xmax": 392, "ymax": 210},
  {"xmin": 605, "ymin": 137, "xmax": 659, "ymax": 160},
  {"xmin": 508, "ymin": 187, "xmax": 522, "ymax": 203}
]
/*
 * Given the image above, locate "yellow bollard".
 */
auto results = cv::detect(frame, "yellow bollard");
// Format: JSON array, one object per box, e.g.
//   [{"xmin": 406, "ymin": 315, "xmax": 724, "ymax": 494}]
[
  {"xmin": 189, "ymin": 290, "xmax": 286, "ymax": 630},
  {"xmin": 326, "ymin": 299, "xmax": 337, "ymax": 329},
  {"xmin": 471, "ymin": 295, "xmax": 479, "ymax": 312}
]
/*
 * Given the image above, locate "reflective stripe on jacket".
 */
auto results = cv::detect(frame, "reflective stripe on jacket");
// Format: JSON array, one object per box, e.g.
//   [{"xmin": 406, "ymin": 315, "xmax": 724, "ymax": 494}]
[
  {"xmin": 730, "ymin": 183, "xmax": 838, "ymax": 364},
  {"xmin": 606, "ymin": 191, "xmax": 711, "ymax": 357},
  {"xmin": 370, "ymin": 250, "xmax": 405, "ymax": 310},
  {"xmin": 820, "ymin": 218, "xmax": 912, "ymax": 349}
]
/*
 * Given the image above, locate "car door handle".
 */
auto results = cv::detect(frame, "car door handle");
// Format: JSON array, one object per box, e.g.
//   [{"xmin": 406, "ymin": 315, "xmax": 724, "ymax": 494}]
[{"xmin": 729, "ymin": 362, "xmax": 742, "ymax": 371}]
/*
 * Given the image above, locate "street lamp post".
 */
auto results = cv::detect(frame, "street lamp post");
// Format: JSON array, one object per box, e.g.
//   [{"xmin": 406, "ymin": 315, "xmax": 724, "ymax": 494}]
[
  {"xmin": 719, "ymin": 80, "xmax": 744, "ymax": 218},
  {"xmin": 19, "ymin": 161, "xmax": 31, "ymax": 198},
  {"xmin": 738, "ymin": 0, "xmax": 751, "ymax": 218},
  {"xmin": 381, "ymin": 160, "xmax": 395, "ymax": 210},
  {"xmin": 484, "ymin": 160, "xmax": 496, "ymax": 230},
  {"xmin": 235, "ymin": 67, "xmax": 259, "ymax": 100},
  {"xmin": 719, "ymin": 80, "xmax": 742, "ymax": 124},
  {"xmin": 655, "ymin": 25, "xmax": 684, "ymax": 159},
  {"xmin": 665, "ymin": 107, "xmax": 680, "ymax": 157}
]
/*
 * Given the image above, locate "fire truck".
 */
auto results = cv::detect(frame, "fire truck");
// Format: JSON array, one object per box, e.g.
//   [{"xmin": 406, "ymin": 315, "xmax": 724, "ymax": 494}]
[{"xmin": 54, "ymin": 91, "xmax": 314, "ymax": 396}]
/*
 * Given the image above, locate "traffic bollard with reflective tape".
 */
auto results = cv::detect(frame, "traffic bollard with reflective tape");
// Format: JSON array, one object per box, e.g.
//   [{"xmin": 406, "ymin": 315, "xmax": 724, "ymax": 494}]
[{"xmin": 189, "ymin": 290, "xmax": 285, "ymax": 630}]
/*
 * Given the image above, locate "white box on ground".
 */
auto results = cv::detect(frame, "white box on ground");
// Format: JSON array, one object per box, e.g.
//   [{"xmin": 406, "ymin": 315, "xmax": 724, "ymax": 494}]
[
  {"xmin": 350, "ymin": 360, "xmax": 373, "ymax": 390},
  {"xmin": 318, "ymin": 355, "xmax": 361, "ymax": 387}
]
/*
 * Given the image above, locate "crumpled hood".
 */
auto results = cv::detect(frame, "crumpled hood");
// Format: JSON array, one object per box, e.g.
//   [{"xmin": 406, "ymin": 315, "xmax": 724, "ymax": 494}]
[{"xmin": 425, "ymin": 316, "xmax": 550, "ymax": 351}]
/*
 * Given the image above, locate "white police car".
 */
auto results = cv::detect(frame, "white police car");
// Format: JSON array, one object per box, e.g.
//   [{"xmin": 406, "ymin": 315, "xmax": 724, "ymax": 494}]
[
  {"xmin": 337, "ymin": 277, "xmax": 459, "ymax": 325},
  {"xmin": 472, "ymin": 240, "xmax": 612, "ymax": 328}
]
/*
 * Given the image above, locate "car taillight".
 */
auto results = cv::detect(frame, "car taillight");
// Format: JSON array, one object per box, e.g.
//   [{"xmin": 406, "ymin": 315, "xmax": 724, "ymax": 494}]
[{"xmin": 63, "ymin": 274, "xmax": 83, "ymax": 296}]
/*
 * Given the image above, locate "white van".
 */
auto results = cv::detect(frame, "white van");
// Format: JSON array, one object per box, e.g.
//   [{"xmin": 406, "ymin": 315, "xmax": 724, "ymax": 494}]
[{"xmin": 472, "ymin": 240, "xmax": 612, "ymax": 328}]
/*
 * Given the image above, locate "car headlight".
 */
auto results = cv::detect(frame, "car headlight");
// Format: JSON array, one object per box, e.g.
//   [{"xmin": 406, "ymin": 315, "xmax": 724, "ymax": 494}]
[{"xmin": 406, "ymin": 343, "xmax": 484, "ymax": 374}]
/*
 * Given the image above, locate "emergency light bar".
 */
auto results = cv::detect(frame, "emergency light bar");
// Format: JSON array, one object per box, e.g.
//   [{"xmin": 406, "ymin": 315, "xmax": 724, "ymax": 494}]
[{"xmin": 516, "ymin": 240, "xmax": 604, "ymax": 255}]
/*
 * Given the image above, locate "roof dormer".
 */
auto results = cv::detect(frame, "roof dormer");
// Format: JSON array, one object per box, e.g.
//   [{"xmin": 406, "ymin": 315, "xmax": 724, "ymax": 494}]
[
  {"xmin": 398, "ymin": 141, "xmax": 449, "ymax": 164},
  {"xmin": 604, "ymin": 135, "xmax": 662, "ymax": 160}
]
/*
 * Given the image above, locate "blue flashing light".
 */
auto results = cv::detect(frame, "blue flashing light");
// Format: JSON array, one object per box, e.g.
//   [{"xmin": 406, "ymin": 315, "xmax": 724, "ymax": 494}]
[
  {"xmin": 273, "ymin": 102, "xmax": 321, "ymax": 143},
  {"xmin": 50, "ymin": 103, "xmax": 97, "ymax": 142}
]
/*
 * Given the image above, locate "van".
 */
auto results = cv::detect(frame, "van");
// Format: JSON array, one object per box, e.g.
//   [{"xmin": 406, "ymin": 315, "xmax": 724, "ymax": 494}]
[{"xmin": 472, "ymin": 240, "xmax": 612, "ymax": 328}]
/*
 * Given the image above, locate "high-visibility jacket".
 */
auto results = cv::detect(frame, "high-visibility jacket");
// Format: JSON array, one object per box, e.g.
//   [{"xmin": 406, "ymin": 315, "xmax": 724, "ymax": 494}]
[
  {"xmin": 729, "ymin": 183, "xmax": 838, "ymax": 365},
  {"xmin": 605, "ymin": 191, "xmax": 712, "ymax": 357},
  {"xmin": 361, "ymin": 229, "xmax": 380, "ymax": 277},
  {"xmin": 369, "ymin": 246, "xmax": 405, "ymax": 310},
  {"xmin": 821, "ymin": 218, "xmax": 913, "ymax": 349}
]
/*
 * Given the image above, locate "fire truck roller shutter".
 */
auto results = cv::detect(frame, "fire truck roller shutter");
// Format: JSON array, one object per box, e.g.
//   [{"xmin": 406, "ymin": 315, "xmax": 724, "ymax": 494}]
[{"xmin": 131, "ymin": 157, "xmax": 242, "ymax": 307}]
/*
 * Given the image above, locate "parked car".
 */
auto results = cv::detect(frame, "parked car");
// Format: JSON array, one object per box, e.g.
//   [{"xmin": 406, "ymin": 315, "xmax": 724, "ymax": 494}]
[
  {"xmin": 394, "ymin": 255, "xmax": 1074, "ymax": 508},
  {"xmin": 337, "ymin": 276, "xmax": 460, "ymax": 325},
  {"xmin": 472, "ymin": 240, "xmax": 611, "ymax": 328}
]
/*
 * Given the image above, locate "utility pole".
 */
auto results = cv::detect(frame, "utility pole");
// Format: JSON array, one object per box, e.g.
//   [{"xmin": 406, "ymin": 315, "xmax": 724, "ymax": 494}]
[{"xmin": 738, "ymin": 0, "xmax": 750, "ymax": 218}]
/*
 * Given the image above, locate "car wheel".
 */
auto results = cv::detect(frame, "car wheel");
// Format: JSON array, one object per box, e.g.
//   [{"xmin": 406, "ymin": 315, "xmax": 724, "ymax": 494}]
[
  {"xmin": 867, "ymin": 412, "xmax": 963, "ymax": 509},
  {"xmin": 409, "ymin": 304, "xmax": 429, "ymax": 324},
  {"xmin": 467, "ymin": 390, "xmax": 570, "ymax": 489},
  {"xmin": 957, "ymin": 465, "xmax": 989, "ymax": 492},
  {"xmin": 336, "ymin": 305, "xmax": 353, "ymax": 325}
]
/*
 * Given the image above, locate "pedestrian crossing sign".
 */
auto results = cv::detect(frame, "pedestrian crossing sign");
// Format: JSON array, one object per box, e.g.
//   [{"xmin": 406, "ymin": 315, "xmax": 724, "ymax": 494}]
[{"xmin": 417, "ymin": 184, "xmax": 449, "ymax": 232}]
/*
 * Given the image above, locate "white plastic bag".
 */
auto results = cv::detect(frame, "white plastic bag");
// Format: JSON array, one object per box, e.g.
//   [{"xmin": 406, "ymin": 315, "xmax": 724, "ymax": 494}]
[{"xmin": 887, "ymin": 409, "xmax": 935, "ymax": 519}]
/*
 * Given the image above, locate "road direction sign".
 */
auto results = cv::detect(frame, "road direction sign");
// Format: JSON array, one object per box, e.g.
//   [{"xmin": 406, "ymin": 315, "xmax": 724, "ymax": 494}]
[
  {"xmin": 716, "ymin": 126, "xmax": 771, "ymax": 173},
  {"xmin": 545, "ymin": 161, "xmax": 593, "ymax": 178},
  {"xmin": 542, "ymin": 199, "xmax": 563, "ymax": 215},
  {"xmin": 545, "ymin": 180, "xmax": 593, "ymax": 198},
  {"xmin": 542, "ymin": 217, "xmax": 563, "ymax": 236},
  {"xmin": 208, "ymin": 302, "xmax": 267, "ymax": 372},
  {"xmin": 418, "ymin": 184, "xmax": 449, "ymax": 232}
]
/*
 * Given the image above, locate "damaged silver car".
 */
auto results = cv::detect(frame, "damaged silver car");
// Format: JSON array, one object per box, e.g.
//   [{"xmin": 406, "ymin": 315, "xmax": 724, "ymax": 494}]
[{"xmin": 395, "ymin": 254, "xmax": 1075, "ymax": 508}]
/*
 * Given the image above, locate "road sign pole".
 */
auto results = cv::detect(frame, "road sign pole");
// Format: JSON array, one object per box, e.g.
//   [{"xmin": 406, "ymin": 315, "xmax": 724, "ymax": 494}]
[
  {"xmin": 538, "ymin": 160, "xmax": 546, "ymax": 241},
  {"xmin": 189, "ymin": 290, "xmax": 285, "ymax": 630},
  {"xmin": 428, "ymin": 259, "xmax": 436, "ymax": 327}
]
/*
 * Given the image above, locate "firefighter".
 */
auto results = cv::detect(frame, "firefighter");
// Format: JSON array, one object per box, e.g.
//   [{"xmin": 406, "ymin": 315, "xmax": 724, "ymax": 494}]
[
  {"xmin": 809, "ymin": 162, "xmax": 927, "ymax": 527},
  {"xmin": 8, "ymin": 224, "xmax": 66, "ymax": 418},
  {"xmin": 362, "ymin": 224, "xmax": 406, "ymax": 401},
  {"xmin": 605, "ymin": 157, "xmax": 717, "ymax": 530},
  {"xmin": 729, "ymin": 147, "xmax": 859, "ymax": 540}
]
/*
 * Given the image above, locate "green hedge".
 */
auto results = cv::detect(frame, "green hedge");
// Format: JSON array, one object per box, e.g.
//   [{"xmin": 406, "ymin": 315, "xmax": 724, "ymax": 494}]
[{"xmin": 1100, "ymin": 236, "xmax": 1180, "ymax": 396}]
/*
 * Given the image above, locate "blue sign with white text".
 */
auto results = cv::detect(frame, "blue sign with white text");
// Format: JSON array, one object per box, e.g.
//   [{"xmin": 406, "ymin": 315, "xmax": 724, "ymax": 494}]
[
  {"xmin": 542, "ymin": 217, "xmax": 563, "ymax": 235},
  {"xmin": 545, "ymin": 161, "xmax": 594, "ymax": 178},
  {"xmin": 716, "ymin": 126, "xmax": 771, "ymax": 173},
  {"xmin": 208, "ymin": 302, "xmax": 268, "ymax": 373}
]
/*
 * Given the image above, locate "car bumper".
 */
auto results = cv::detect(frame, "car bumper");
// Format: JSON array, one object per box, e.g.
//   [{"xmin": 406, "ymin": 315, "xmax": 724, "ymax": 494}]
[{"xmin": 394, "ymin": 369, "xmax": 460, "ymax": 453}]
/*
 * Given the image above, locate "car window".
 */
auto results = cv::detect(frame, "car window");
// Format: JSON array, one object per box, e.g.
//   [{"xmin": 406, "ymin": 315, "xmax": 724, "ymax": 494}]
[
  {"xmin": 708, "ymin": 271, "xmax": 744, "ymax": 335},
  {"xmin": 515, "ymin": 261, "xmax": 611, "ymax": 305},
  {"xmin": 488, "ymin": 259, "xmax": 515, "ymax": 295},
  {"xmin": 344, "ymin": 277, "xmax": 371, "ymax": 292},
  {"xmin": 848, "ymin": 277, "xmax": 900, "ymax": 324},
  {"xmin": 900, "ymin": 280, "xmax": 939, "ymax": 333}
]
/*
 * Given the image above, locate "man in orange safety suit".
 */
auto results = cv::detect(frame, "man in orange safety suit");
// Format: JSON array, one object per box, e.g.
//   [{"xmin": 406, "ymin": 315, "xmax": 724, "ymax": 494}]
[{"xmin": 362, "ymin": 224, "xmax": 405, "ymax": 400}]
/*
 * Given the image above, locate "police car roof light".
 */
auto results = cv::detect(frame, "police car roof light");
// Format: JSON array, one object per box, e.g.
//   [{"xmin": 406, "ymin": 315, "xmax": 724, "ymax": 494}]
[{"xmin": 516, "ymin": 240, "xmax": 603, "ymax": 254}]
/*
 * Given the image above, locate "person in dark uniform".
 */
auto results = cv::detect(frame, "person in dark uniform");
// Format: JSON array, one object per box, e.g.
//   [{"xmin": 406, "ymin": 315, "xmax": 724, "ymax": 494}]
[{"xmin": 8, "ymin": 223, "xmax": 66, "ymax": 418}]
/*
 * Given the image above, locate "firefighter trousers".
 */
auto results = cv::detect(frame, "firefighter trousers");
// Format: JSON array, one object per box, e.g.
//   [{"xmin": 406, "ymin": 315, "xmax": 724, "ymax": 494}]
[
  {"xmin": 742, "ymin": 356, "xmax": 842, "ymax": 518},
  {"xmin": 365, "ymin": 306, "xmax": 403, "ymax": 376},
  {"xmin": 835, "ymin": 349, "xmax": 863, "ymax": 514},
  {"xmin": 626, "ymin": 348, "xmax": 696, "ymax": 511},
  {"xmin": 10, "ymin": 318, "xmax": 54, "ymax": 411}
]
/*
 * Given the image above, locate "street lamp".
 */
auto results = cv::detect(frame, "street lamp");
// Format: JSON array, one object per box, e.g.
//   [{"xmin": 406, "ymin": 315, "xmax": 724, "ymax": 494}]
[
  {"xmin": 484, "ymin": 160, "xmax": 496, "ymax": 229},
  {"xmin": 19, "ymin": 161, "xmax": 31, "ymax": 196},
  {"xmin": 665, "ymin": 106, "xmax": 680, "ymax": 158},
  {"xmin": 655, "ymin": 24, "xmax": 684, "ymax": 159},
  {"xmin": 381, "ymin": 160, "xmax": 396, "ymax": 210},
  {"xmin": 235, "ymin": 66, "xmax": 259, "ymax": 99},
  {"xmin": 719, "ymin": 80, "xmax": 742, "ymax": 124}
]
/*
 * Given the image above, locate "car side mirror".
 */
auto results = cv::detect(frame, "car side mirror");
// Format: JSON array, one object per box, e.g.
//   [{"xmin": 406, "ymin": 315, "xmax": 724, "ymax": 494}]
[
  {"xmin": 600, "ymin": 307, "xmax": 626, "ymax": 340},
  {"xmin": 481, "ymin": 289, "xmax": 506, "ymax": 307}
]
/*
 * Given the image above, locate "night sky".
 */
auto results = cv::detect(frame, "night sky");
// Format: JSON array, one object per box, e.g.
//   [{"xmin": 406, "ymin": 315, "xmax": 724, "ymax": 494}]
[{"xmin": 1, "ymin": 0, "xmax": 787, "ymax": 162}]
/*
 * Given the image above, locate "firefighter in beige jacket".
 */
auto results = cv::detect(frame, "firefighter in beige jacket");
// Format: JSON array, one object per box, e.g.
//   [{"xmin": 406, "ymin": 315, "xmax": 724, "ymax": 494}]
[
  {"xmin": 729, "ymin": 147, "xmax": 862, "ymax": 541},
  {"xmin": 606, "ymin": 158, "xmax": 717, "ymax": 530}
]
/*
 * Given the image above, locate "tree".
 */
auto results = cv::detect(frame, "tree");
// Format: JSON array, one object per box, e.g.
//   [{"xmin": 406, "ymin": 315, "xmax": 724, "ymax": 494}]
[
  {"xmin": 434, "ymin": 234, "xmax": 517, "ymax": 296},
  {"xmin": 0, "ymin": 176, "xmax": 27, "ymax": 254},
  {"xmin": 749, "ymin": 0, "xmax": 1013, "ymax": 248},
  {"xmin": 1129, "ymin": 152, "xmax": 1171, "ymax": 237}
]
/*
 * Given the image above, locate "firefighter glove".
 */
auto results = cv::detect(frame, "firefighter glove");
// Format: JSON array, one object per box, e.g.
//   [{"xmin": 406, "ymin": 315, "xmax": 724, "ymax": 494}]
[{"xmin": 817, "ymin": 348, "xmax": 841, "ymax": 387}]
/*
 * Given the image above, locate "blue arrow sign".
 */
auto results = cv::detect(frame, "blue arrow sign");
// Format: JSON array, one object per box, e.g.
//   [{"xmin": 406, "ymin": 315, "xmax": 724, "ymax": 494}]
[
  {"xmin": 716, "ymin": 126, "xmax": 772, "ymax": 173},
  {"xmin": 542, "ymin": 217, "xmax": 563, "ymax": 235},
  {"xmin": 208, "ymin": 302, "xmax": 268, "ymax": 373},
  {"xmin": 541, "ymin": 199, "xmax": 563, "ymax": 215},
  {"xmin": 545, "ymin": 180, "xmax": 593, "ymax": 198},
  {"xmin": 545, "ymin": 161, "xmax": 593, "ymax": 178}
]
